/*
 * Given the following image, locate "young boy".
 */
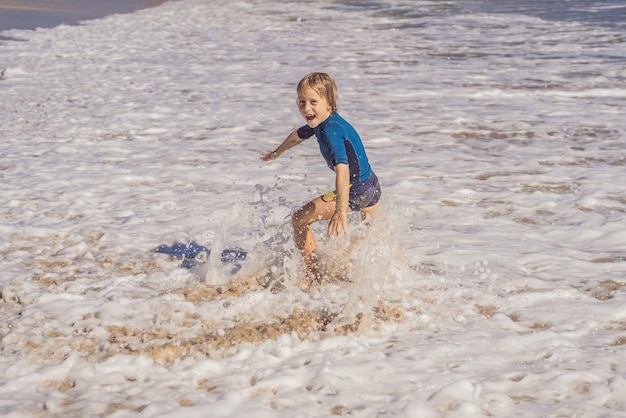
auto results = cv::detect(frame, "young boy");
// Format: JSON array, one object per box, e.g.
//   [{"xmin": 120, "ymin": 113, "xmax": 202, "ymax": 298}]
[{"xmin": 261, "ymin": 72, "xmax": 381, "ymax": 281}]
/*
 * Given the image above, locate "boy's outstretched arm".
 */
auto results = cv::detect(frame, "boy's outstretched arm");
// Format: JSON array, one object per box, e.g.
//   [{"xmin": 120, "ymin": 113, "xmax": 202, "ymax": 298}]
[{"xmin": 261, "ymin": 130, "xmax": 304, "ymax": 162}]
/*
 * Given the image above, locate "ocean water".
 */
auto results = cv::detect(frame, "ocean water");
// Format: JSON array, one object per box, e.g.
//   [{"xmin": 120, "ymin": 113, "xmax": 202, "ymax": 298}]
[
  {"xmin": 469, "ymin": 0, "xmax": 626, "ymax": 28},
  {"xmin": 0, "ymin": 0, "xmax": 169, "ymax": 32},
  {"xmin": 0, "ymin": 0, "xmax": 625, "ymax": 416}
]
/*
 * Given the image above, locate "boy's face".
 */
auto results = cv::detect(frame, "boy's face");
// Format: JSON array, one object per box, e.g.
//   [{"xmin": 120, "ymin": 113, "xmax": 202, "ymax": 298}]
[{"xmin": 297, "ymin": 87, "xmax": 332, "ymax": 128}]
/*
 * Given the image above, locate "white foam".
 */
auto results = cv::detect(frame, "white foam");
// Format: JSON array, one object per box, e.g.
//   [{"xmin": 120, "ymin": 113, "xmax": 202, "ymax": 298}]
[{"xmin": 0, "ymin": 0, "xmax": 624, "ymax": 416}]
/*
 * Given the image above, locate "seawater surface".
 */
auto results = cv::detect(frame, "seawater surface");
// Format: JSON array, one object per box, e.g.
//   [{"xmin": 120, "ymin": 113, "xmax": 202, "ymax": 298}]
[
  {"xmin": 0, "ymin": 0, "xmax": 170, "ymax": 32},
  {"xmin": 0, "ymin": 0, "xmax": 625, "ymax": 416}
]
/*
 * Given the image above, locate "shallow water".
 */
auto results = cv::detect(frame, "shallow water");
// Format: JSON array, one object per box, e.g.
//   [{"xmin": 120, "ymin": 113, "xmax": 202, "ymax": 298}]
[{"xmin": 0, "ymin": 0, "xmax": 625, "ymax": 416}]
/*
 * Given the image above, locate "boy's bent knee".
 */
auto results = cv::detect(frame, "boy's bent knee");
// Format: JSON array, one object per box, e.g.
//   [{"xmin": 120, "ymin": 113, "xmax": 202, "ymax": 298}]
[
  {"xmin": 291, "ymin": 214, "xmax": 302, "ymax": 230},
  {"xmin": 291, "ymin": 210, "xmax": 307, "ymax": 229},
  {"xmin": 292, "ymin": 201, "xmax": 317, "ymax": 228}
]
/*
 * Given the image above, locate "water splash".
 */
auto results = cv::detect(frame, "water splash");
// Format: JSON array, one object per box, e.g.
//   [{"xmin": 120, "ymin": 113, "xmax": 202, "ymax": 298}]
[{"xmin": 154, "ymin": 197, "xmax": 413, "ymax": 355}]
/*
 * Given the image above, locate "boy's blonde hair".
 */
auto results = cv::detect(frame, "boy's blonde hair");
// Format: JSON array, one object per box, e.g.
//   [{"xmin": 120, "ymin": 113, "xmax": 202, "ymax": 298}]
[{"xmin": 297, "ymin": 72, "xmax": 338, "ymax": 113}]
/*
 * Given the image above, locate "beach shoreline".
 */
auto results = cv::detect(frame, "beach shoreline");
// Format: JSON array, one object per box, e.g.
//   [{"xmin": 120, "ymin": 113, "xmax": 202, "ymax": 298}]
[{"xmin": 0, "ymin": 0, "xmax": 170, "ymax": 33}]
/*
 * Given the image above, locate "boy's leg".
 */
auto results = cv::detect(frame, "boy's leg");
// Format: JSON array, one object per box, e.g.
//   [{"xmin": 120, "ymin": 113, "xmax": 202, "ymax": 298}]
[
  {"xmin": 359, "ymin": 200, "xmax": 381, "ymax": 220},
  {"xmin": 292, "ymin": 196, "xmax": 336, "ymax": 272}
]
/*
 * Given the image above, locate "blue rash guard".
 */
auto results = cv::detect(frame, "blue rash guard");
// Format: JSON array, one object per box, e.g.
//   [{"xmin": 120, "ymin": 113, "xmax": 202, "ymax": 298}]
[{"xmin": 297, "ymin": 113, "xmax": 381, "ymax": 210}]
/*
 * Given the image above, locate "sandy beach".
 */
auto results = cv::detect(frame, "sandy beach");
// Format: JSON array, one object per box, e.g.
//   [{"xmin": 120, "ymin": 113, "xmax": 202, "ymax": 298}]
[{"xmin": 0, "ymin": 0, "xmax": 169, "ymax": 32}]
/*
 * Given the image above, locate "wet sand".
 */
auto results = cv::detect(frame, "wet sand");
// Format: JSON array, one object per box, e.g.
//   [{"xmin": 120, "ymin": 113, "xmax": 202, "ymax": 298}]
[{"xmin": 0, "ymin": 0, "xmax": 170, "ymax": 32}]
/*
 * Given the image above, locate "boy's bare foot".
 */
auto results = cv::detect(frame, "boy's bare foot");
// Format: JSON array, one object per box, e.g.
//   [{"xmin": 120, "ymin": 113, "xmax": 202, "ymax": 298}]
[
  {"xmin": 296, "ymin": 262, "xmax": 323, "ymax": 290},
  {"xmin": 296, "ymin": 276, "xmax": 311, "ymax": 290}
]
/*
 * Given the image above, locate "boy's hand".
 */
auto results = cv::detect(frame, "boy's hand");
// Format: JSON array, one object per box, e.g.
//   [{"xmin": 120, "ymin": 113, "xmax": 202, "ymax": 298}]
[
  {"xmin": 328, "ymin": 210, "xmax": 347, "ymax": 237},
  {"xmin": 260, "ymin": 150, "xmax": 278, "ymax": 161}
]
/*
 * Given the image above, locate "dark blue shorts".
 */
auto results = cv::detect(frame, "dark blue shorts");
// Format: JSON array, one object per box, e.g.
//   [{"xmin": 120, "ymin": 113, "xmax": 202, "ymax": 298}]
[{"xmin": 349, "ymin": 173, "xmax": 382, "ymax": 211}]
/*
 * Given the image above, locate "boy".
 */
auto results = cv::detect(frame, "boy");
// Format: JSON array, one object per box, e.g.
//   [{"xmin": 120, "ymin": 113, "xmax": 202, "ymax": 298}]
[{"xmin": 261, "ymin": 72, "xmax": 381, "ymax": 282}]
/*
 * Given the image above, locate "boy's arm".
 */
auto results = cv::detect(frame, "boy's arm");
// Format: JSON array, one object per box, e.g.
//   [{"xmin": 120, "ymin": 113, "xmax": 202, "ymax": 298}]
[
  {"xmin": 261, "ymin": 130, "xmax": 304, "ymax": 161},
  {"xmin": 328, "ymin": 163, "xmax": 350, "ymax": 237}
]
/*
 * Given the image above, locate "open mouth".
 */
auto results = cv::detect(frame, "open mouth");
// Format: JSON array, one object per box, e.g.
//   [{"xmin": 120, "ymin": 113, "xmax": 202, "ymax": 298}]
[{"xmin": 306, "ymin": 115, "xmax": 316, "ymax": 122}]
